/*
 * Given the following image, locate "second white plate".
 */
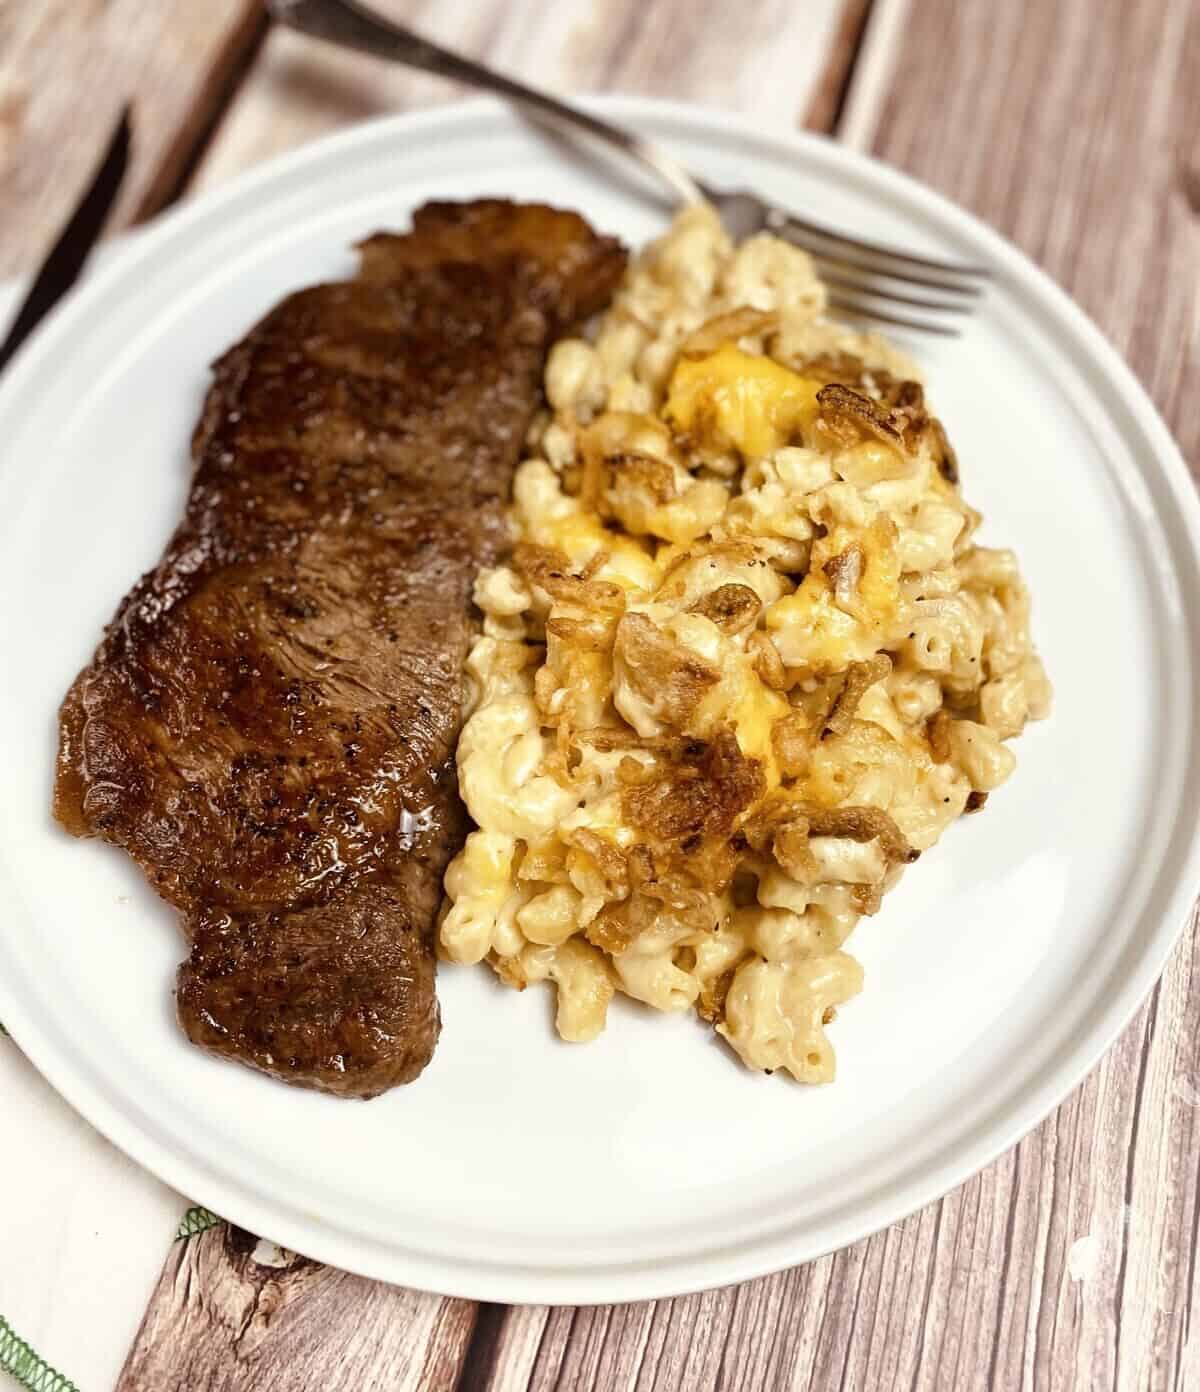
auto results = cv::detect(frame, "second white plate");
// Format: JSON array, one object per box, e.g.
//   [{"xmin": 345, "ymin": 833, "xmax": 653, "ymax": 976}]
[{"xmin": 0, "ymin": 97, "xmax": 1197, "ymax": 1304}]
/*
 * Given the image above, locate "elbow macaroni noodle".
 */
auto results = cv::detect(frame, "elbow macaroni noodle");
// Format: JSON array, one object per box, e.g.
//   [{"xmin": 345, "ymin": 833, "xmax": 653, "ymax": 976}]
[{"xmin": 439, "ymin": 206, "xmax": 1051, "ymax": 1082}]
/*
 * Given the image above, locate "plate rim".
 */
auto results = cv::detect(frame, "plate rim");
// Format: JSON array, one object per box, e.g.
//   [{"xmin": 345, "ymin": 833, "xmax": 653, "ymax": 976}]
[{"xmin": 1, "ymin": 93, "xmax": 1198, "ymax": 1304}]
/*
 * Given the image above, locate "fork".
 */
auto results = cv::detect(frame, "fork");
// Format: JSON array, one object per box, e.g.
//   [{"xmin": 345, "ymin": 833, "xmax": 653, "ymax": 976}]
[{"xmin": 268, "ymin": 0, "xmax": 988, "ymax": 337}]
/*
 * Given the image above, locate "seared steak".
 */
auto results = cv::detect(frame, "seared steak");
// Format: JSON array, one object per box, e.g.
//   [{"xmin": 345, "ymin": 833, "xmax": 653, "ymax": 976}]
[{"xmin": 54, "ymin": 201, "xmax": 625, "ymax": 1097}]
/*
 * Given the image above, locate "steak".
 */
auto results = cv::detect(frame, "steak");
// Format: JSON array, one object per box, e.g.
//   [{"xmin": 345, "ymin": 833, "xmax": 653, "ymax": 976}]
[{"xmin": 54, "ymin": 200, "xmax": 625, "ymax": 1097}]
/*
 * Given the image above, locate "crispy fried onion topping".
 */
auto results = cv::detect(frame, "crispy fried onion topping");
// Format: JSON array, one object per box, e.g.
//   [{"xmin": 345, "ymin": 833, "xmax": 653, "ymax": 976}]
[
  {"xmin": 742, "ymin": 793, "xmax": 918, "ymax": 875},
  {"xmin": 613, "ymin": 612, "xmax": 721, "ymax": 730},
  {"xmin": 795, "ymin": 359, "xmax": 958, "ymax": 483}
]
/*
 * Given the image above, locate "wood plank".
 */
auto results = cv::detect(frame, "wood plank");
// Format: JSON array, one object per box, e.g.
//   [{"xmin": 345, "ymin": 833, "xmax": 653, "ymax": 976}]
[
  {"xmin": 865, "ymin": 0, "xmax": 1200, "ymax": 467},
  {"xmin": 834, "ymin": 0, "xmax": 913, "ymax": 152},
  {"xmin": 802, "ymin": 0, "xmax": 874, "ymax": 135},
  {"xmin": 115, "ymin": 1224, "xmax": 477, "ymax": 1392},
  {"xmin": 0, "ymin": 0, "xmax": 265, "ymax": 279},
  {"xmin": 191, "ymin": 0, "xmax": 846, "ymax": 193}
]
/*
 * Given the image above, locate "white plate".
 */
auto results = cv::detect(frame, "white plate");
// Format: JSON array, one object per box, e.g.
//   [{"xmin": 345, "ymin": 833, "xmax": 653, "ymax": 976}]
[{"xmin": 1, "ymin": 97, "xmax": 1198, "ymax": 1305}]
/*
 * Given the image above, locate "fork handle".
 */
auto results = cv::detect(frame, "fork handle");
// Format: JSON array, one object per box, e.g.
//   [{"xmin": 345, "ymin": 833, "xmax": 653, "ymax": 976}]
[{"xmin": 269, "ymin": 0, "xmax": 702, "ymax": 206}]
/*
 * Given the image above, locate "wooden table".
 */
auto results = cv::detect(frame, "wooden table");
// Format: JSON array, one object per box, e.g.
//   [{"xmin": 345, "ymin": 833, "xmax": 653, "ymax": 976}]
[{"xmin": 5, "ymin": 1, "xmax": 1199, "ymax": 1387}]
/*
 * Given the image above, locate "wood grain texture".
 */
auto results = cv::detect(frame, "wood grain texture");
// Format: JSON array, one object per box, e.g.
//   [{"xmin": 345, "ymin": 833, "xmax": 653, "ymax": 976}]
[
  {"xmin": 190, "ymin": 0, "xmax": 845, "ymax": 194},
  {"xmin": 115, "ymin": 1225, "xmax": 476, "ymax": 1392},
  {"xmin": 0, "ymin": 0, "xmax": 265, "ymax": 279},
  {"xmin": 802, "ymin": 0, "xmax": 873, "ymax": 135},
  {"xmin": 866, "ymin": 0, "xmax": 1200, "ymax": 468}
]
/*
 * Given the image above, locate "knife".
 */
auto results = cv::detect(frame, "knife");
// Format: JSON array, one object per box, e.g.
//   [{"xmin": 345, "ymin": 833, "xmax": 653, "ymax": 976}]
[{"xmin": 0, "ymin": 105, "xmax": 133, "ymax": 374}]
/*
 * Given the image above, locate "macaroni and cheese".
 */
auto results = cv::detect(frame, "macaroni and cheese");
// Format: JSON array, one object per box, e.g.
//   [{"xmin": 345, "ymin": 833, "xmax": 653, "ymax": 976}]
[{"xmin": 439, "ymin": 206, "xmax": 1051, "ymax": 1082}]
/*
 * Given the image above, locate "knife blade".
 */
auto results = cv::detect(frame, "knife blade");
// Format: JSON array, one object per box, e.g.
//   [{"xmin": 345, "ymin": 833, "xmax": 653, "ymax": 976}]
[{"xmin": 0, "ymin": 105, "xmax": 133, "ymax": 374}]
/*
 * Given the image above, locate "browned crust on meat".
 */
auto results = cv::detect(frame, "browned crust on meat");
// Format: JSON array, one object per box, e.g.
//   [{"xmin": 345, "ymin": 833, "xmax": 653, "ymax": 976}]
[
  {"xmin": 53, "ymin": 200, "xmax": 627, "ymax": 1098},
  {"xmin": 358, "ymin": 200, "xmax": 625, "ymax": 335}
]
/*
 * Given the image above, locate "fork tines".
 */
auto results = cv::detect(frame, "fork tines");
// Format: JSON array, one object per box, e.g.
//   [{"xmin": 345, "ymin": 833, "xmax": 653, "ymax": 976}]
[
  {"xmin": 824, "ymin": 292, "xmax": 962, "ymax": 339},
  {"xmin": 821, "ymin": 265, "xmax": 970, "ymax": 338},
  {"xmin": 769, "ymin": 209, "xmax": 989, "ymax": 285},
  {"xmin": 766, "ymin": 209, "xmax": 990, "ymax": 339}
]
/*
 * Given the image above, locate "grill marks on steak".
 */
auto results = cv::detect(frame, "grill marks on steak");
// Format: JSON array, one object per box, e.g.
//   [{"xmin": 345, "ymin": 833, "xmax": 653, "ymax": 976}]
[{"xmin": 54, "ymin": 200, "xmax": 625, "ymax": 1097}]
